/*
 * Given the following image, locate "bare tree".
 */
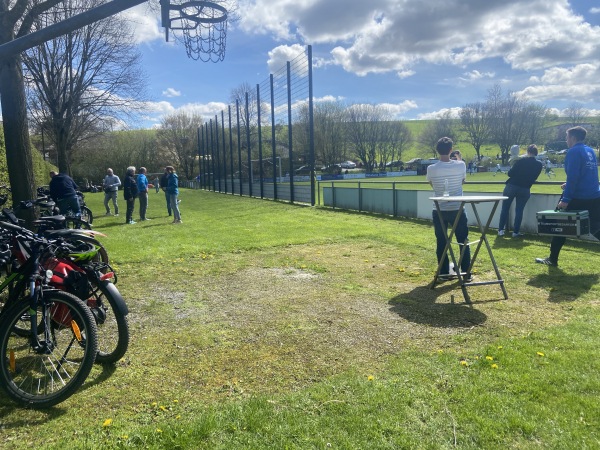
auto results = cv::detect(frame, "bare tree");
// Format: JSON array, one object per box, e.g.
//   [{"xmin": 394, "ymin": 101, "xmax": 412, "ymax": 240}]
[
  {"xmin": 345, "ymin": 103, "xmax": 388, "ymax": 172},
  {"xmin": 312, "ymin": 101, "xmax": 346, "ymax": 167},
  {"xmin": 564, "ymin": 102, "xmax": 590, "ymax": 127},
  {"xmin": 377, "ymin": 119, "xmax": 412, "ymax": 168},
  {"xmin": 460, "ymin": 102, "xmax": 491, "ymax": 161},
  {"xmin": 419, "ymin": 111, "xmax": 458, "ymax": 158},
  {"xmin": 157, "ymin": 111, "xmax": 203, "ymax": 180},
  {"xmin": 22, "ymin": 0, "xmax": 146, "ymax": 176}
]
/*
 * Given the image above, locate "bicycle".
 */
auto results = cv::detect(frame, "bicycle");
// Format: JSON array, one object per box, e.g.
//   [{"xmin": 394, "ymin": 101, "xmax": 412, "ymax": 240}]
[
  {"xmin": 0, "ymin": 221, "xmax": 98, "ymax": 408},
  {"xmin": 0, "ymin": 210, "xmax": 128, "ymax": 364}
]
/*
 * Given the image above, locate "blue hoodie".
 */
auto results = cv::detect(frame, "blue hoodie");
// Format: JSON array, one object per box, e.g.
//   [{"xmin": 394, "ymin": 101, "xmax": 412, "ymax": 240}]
[
  {"xmin": 167, "ymin": 172, "xmax": 179, "ymax": 196},
  {"xmin": 562, "ymin": 142, "xmax": 600, "ymax": 203}
]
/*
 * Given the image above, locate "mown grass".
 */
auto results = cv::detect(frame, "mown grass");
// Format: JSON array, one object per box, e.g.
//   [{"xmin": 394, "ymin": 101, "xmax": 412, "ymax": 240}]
[{"xmin": 0, "ymin": 187, "xmax": 598, "ymax": 449}]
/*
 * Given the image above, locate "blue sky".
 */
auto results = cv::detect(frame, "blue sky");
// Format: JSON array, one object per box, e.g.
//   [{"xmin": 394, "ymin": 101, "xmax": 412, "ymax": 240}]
[{"xmin": 122, "ymin": 0, "xmax": 600, "ymax": 127}]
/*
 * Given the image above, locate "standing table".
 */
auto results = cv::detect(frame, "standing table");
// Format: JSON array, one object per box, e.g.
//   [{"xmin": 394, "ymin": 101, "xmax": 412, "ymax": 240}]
[{"xmin": 430, "ymin": 195, "xmax": 509, "ymax": 304}]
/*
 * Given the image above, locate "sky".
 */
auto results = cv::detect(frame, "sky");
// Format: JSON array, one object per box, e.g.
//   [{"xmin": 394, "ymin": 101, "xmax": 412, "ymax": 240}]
[{"xmin": 6, "ymin": 0, "xmax": 600, "ymax": 129}]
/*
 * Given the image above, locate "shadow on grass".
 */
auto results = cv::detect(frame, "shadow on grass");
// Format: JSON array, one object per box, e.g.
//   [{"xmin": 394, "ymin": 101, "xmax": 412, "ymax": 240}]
[
  {"xmin": 527, "ymin": 268, "xmax": 599, "ymax": 303},
  {"xmin": 388, "ymin": 285, "xmax": 487, "ymax": 327},
  {"xmin": 78, "ymin": 363, "xmax": 118, "ymax": 393}
]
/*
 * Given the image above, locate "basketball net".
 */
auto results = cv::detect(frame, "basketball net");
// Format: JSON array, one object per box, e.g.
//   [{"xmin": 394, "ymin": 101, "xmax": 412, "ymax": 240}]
[{"xmin": 162, "ymin": 0, "xmax": 228, "ymax": 62}]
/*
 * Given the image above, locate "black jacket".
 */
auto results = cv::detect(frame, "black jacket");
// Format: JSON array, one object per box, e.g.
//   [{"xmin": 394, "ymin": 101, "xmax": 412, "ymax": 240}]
[
  {"xmin": 506, "ymin": 157, "xmax": 543, "ymax": 188},
  {"xmin": 49, "ymin": 173, "xmax": 78, "ymax": 201},
  {"xmin": 123, "ymin": 174, "xmax": 138, "ymax": 200}
]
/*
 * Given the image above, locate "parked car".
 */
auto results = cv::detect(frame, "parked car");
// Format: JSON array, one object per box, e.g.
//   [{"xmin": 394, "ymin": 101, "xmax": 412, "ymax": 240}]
[
  {"xmin": 321, "ymin": 164, "xmax": 342, "ymax": 174},
  {"xmin": 385, "ymin": 160, "xmax": 404, "ymax": 168},
  {"xmin": 295, "ymin": 165, "xmax": 312, "ymax": 175},
  {"xmin": 340, "ymin": 160, "xmax": 356, "ymax": 169}
]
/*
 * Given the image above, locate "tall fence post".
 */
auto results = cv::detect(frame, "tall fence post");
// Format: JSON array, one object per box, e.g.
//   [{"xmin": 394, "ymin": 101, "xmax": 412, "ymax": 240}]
[
  {"xmin": 256, "ymin": 83, "xmax": 264, "ymax": 198},
  {"xmin": 214, "ymin": 115, "xmax": 221, "ymax": 192},
  {"xmin": 307, "ymin": 45, "xmax": 315, "ymax": 206},
  {"xmin": 210, "ymin": 119, "xmax": 216, "ymax": 191},
  {"xmin": 245, "ymin": 92, "xmax": 252, "ymax": 197},
  {"xmin": 228, "ymin": 105, "xmax": 234, "ymax": 194},
  {"xmin": 270, "ymin": 73, "xmax": 277, "ymax": 200},
  {"xmin": 287, "ymin": 61, "xmax": 294, "ymax": 203},
  {"xmin": 221, "ymin": 110, "xmax": 227, "ymax": 194},
  {"xmin": 236, "ymin": 100, "xmax": 243, "ymax": 196}
]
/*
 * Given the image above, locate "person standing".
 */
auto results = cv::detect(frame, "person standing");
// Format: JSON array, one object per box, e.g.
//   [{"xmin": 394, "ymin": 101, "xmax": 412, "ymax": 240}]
[
  {"xmin": 426, "ymin": 137, "xmax": 471, "ymax": 281},
  {"xmin": 137, "ymin": 167, "xmax": 150, "ymax": 221},
  {"xmin": 102, "ymin": 168, "xmax": 121, "ymax": 216},
  {"xmin": 123, "ymin": 166, "xmax": 138, "ymax": 225},
  {"xmin": 153, "ymin": 176, "xmax": 160, "ymax": 193},
  {"xmin": 536, "ymin": 126, "xmax": 600, "ymax": 266},
  {"xmin": 160, "ymin": 167, "xmax": 172, "ymax": 216},
  {"xmin": 497, "ymin": 145, "xmax": 543, "ymax": 237},
  {"xmin": 49, "ymin": 171, "xmax": 81, "ymax": 216},
  {"xmin": 166, "ymin": 166, "xmax": 182, "ymax": 224}
]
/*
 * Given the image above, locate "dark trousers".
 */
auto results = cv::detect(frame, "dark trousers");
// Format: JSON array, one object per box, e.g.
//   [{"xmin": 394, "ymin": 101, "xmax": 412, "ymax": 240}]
[
  {"xmin": 164, "ymin": 191, "xmax": 171, "ymax": 215},
  {"xmin": 139, "ymin": 192, "xmax": 148, "ymax": 220},
  {"xmin": 550, "ymin": 197, "xmax": 600, "ymax": 262},
  {"xmin": 433, "ymin": 209, "xmax": 471, "ymax": 275},
  {"xmin": 126, "ymin": 198, "xmax": 135, "ymax": 223}
]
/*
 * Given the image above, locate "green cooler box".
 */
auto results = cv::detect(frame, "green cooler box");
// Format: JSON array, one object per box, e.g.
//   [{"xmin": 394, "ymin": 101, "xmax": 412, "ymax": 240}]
[{"xmin": 536, "ymin": 210, "xmax": 590, "ymax": 237}]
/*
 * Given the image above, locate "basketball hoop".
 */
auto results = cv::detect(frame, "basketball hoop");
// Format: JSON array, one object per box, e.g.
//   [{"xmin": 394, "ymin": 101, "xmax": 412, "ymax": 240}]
[{"xmin": 161, "ymin": 0, "xmax": 228, "ymax": 62}]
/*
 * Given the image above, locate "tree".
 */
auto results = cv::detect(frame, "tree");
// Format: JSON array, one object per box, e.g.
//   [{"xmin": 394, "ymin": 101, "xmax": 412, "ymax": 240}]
[
  {"xmin": 0, "ymin": 0, "xmax": 63, "ymax": 219},
  {"xmin": 157, "ymin": 112, "xmax": 203, "ymax": 180},
  {"xmin": 345, "ymin": 103, "xmax": 389, "ymax": 172},
  {"xmin": 419, "ymin": 111, "xmax": 458, "ymax": 158},
  {"xmin": 564, "ymin": 103, "xmax": 590, "ymax": 127},
  {"xmin": 22, "ymin": 0, "xmax": 145, "ymax": 176},
  {"xmin": 377, "ymin": 119, "xmax": 412, "ymax": 168},
  {"xmin": 312, "ymin": 101, "xmax": 346, "ymax": 167},
  {"xmin": 460, "ymin": 102, "xmax": 491, "ymax": 161}
]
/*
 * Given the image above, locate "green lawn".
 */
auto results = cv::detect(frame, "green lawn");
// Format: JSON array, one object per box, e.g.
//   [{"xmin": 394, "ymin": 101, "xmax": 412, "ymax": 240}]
[{"xmin": 0, "ymin": 188, "xmax": 598, "ymax": 449}]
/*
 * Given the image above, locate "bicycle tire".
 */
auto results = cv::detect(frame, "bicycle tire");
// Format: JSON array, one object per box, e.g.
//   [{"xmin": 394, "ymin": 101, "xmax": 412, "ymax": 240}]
[
  {"xmin": 81, "ymin": 207, "xmax": 93, "ymax": 225},
  {"xmin": 89, "ymin": 280, "xmax": 129, "ymax": 364},
  {"xmin": 0, "ymin": 290, "xmax": 98, "ymax": 408}
]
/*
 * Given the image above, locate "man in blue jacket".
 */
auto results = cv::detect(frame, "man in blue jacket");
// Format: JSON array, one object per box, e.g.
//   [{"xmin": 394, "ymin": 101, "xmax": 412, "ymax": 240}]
[
  {"xmin": 137, "ymin": 167, "xmax": 150, "ymax": 221},
  {"xmin": 536, "ymin": 126, "xmax": 600, "ymax": 266}
]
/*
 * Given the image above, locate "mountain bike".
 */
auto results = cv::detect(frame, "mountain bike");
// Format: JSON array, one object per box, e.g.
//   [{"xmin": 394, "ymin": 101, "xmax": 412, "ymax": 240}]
[{"xmin": 0, "ymin": 221, "xmax": 98, "ymax": 408}]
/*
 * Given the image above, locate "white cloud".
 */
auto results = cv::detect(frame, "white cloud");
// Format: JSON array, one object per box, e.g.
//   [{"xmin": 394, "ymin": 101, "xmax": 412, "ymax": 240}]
[
  {"xmin": 162, "ymin": 88, "xmax": 181, "ymax": 97},
  {"xmin": 267, "ymin": 44, "xmax": 308, "ymax": 76},
  {"xmin": 515, "ymin": 63, "xmax": 600, "ymax": 103},
  {"xmin": 379, "ymin": 101, "xmax": 418, "ymax": 117},
  {"xmin": 120, "ymin": 4, "xmax": 163, "ymax": 44},
  {"xmin": 417, "ymin": 107, "xmax": 462, "ymax": 120},
  {"xmin": 591, "ymin": 7, "xmax": 600, "ymax": 14},
  {"xmin": 459, "ymin": 70, "xmax": 495, "ymax": 83}
]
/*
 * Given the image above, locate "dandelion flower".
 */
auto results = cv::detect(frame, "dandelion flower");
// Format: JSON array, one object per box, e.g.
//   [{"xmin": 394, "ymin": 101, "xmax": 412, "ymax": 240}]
[
  {"xmin": 173, "ymin": 399, "xmax": 179, "ymax": 403},
  {"xmin": 102, "ymin": 418, "xmax": 113, "ymax": 427},
  {"xmin": 537, "ymin": 352, "xmax": 545, "ymax": 357},
  {"xmin": 151, "ymin": 401, "xmax": 157, "ymax": 407},
  {"xmin": 460, "ymin": 360, "xmax": 468, "ymax": 367},
  {"xmin": 486, "ymin": 356, "xmax": 494, "ymax": 361},
  {"xmin": 160, "ymin": 405, "xmax": 167, "ymax": 411},
  {"xmin": 491, "ymin": 364, "xmax": 498, "ymax": 369},
  {"xmin": 367, "ymin": 375, "xmax": 374, "ymax": 381},
  {"xmin": 156, "ymin": 428, "xmax": 163, "ymax": 433},
  {"xmin": 497, "ymin": 346, "xmax": 503, "ymax": 350}
]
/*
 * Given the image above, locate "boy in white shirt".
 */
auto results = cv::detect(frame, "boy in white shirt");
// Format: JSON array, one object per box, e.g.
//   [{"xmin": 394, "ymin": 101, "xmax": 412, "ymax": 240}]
[{"xmin": 426, "ymin": 137, "xmax": 471, "ymax": 281}]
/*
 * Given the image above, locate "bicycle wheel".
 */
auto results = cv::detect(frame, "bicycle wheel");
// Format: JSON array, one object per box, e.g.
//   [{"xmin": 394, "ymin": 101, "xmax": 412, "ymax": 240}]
[
  {"xmin": 0, "ymin": 290, "xmax": 98, "ymax": 408},
  {"xmin": 80, "ymin": 207, "xmax": 93, "ymax": 225},
  {"xmin": 88, "ymin": 280, "xmax": 129, "ymax": 364}
]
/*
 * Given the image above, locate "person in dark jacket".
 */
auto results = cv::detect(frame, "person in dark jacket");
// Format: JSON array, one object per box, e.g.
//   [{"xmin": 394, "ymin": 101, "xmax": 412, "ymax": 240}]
[
  {"xmin": 160, "ymin": 167, "xmax": 171, "ymax": 216},
  {"xmin": 123, "ymin": 166, "xmax": 138, "ymax": 225},
  {"xmin": 49, "ymin": 171, "xmax": 81, "ymax": 216},
  {"xmin": 166, "ymin": 166, "xmax": 182, "ymax": 223},
  {"xmin": 497, "ymin": 145, "xmax": 543, "ymax": 237}
]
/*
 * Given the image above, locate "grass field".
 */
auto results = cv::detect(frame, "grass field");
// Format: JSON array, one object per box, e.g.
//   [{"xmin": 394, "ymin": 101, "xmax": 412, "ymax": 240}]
[{"xmin": 0, "ymin": 187, "xmax": 598, "ymax": 449}]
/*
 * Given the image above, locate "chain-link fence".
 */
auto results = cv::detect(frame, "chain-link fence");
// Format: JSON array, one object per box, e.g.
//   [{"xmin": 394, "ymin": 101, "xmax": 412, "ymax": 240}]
[{"xmin": 195, "ymin": 45, "xmax": 315, "ymax": 205}]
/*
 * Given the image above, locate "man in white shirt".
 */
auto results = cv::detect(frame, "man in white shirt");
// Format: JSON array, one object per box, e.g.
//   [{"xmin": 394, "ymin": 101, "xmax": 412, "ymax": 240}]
[{"xmin": 426, "ymin": 138, "xmax": 471, "ymax": 281}]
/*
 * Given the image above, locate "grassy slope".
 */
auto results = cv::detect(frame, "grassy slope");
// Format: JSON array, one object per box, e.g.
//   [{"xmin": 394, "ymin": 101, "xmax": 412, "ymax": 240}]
[{"xmin": 0, "ymin": 188, "xmax": 598, "ymax": 449}]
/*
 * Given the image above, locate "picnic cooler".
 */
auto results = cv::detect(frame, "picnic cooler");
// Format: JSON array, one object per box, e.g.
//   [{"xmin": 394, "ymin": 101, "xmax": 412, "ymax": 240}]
[{"xmin": 536, "ymin": 210, "xmax": 590, "ymax": 237}]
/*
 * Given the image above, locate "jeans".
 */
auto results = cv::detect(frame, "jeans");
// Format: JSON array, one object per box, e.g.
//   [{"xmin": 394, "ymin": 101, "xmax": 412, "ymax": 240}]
[
  {"xmin": 549, "ymin": 197, "xmax": 600, "ymax": 263},
  {"xmin": 139, "ymin": 192, "xmax": 148, "ymax": 220},
  {"xmin": 104, "ymin": 190, "xmax": 119, "ymax": 214},
  {"xmin": 498, "ymin": 184, "xmax": 531, "ymax": 234},
  {"xmin": 432, "ymin": 209, "xmax": 471, "ymax": 275},
  {"xmin": 164, "ymin": 191, "xmax": 172, "ymax": 215},
  {"xmin": 169, "ymin": 194, "xmax": 181, "ymax": 221},
  {"xmin": 57, "ymin": 196, "xmax": 81, "ymax": 216},
  {"xmin": 126, "ymin": 198, "xmax": 135, "ymax": 223}
]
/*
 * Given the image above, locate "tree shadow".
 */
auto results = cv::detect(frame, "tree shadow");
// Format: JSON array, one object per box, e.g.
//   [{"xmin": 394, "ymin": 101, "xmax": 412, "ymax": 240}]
[
  {"xmin": 527, "ymin": 268, "xmax": 599, "ymax": 303},
  {"xmin": 389, "ymin": 285, "xmax": 488, "ymax": 328}
]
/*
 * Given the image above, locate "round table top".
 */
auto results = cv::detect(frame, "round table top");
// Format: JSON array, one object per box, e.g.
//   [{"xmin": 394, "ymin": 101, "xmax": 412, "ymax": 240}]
[{"xmin": 430, "ymin": 195, "xmax": 508, "ymax": 202}]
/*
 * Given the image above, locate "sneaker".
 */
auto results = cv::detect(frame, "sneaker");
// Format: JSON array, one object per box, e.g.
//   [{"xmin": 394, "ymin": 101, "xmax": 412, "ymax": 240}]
[
  {"xmin": 128, "ymin": 220, "xmax": 136, "ymax": 225},
  {"xmin": 512, "ymin": 232, "xmax": 524, "ymax": 238},
  {"xmin": 105, "ymin": 212, "xmax": 112, "ymax": 216},
  {"xmin": 177, "ymin": 199, "xmax": 181, "ymax": 204},
  {"xmin": 497, "ymin": 230, "xmax": 505, "ymax": 236},
  {"xmin": 463, "ymin": 273, "xmax": 473, "ymax": 283},
  {"xmin": 535, "ymin": 257, "xmax": 557, "ymax": 266},
  {"xmin": 437, "ymin": 273, "xmax": 454, "ymax": 282},
  {"xmin": 115, "ymin": 213, "xmax": 119, "ymax": 217},
  {"xmin": 172, "ymin": 219, "xmax": 182, "ymax": 224}
]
